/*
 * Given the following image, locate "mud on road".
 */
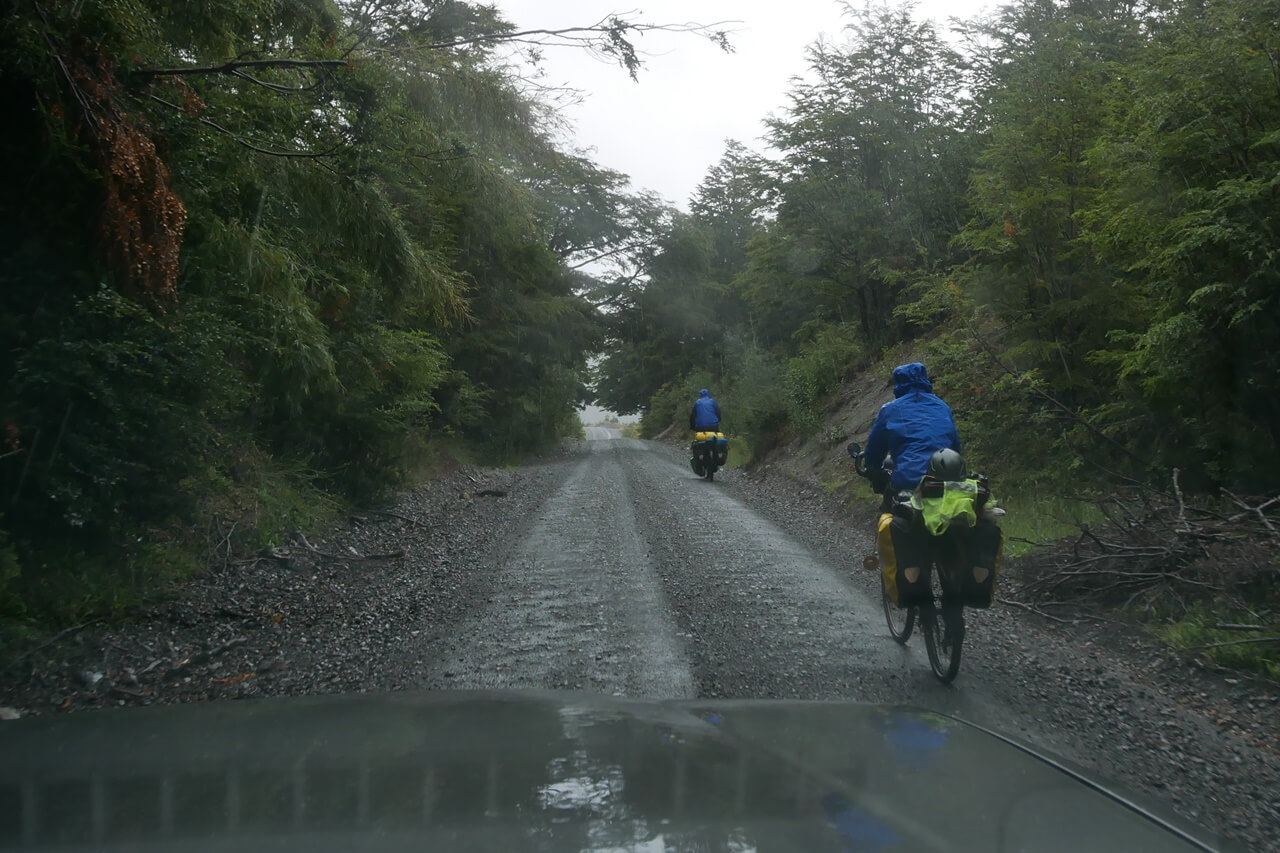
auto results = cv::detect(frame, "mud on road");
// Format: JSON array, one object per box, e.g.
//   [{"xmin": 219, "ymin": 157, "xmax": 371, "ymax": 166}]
[{"xmin": 2, "ymin": 434, "xmax": 1278, "ymax": 849}]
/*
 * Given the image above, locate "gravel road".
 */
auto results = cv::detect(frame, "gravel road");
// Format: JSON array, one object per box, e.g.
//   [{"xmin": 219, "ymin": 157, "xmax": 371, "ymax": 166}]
[{"xmin": 2, "ymin": 433, "xmax": 1277, "ymax": 849}]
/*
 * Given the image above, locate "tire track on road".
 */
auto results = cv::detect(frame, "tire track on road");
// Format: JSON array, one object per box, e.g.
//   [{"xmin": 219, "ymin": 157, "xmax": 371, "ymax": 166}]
[
  {"xmin": 425, "ymin": 438, "xmax": 694, "ymax": 698},
  {"xmin": 625, "ymin": 445, "xmax": 913, "ymax": 700}
]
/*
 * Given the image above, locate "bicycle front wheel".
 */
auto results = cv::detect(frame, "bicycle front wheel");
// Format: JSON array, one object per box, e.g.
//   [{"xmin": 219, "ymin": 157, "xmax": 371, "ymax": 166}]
[
  {"xmin": 881, "ymin": 572, "xmax": 914, "ymax": 644},
  {"xmin": 921, "ymin": 566, "xmax": 963, "ymax": 683}
]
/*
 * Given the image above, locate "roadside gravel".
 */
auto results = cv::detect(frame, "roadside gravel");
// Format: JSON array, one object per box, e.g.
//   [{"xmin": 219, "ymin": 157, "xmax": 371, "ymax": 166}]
[{"xmin": 0, "ymin": 448, "xmax": 579, "ymax": 712}]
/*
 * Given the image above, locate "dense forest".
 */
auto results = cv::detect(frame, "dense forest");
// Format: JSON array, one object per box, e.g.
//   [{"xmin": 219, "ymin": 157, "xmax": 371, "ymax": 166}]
[
  {"xmin": 2, "ymin": 0, "xmax": 1278, "ymax": 632},
  {"xmin": 598, "ymin": 0, "xmax": 1279, "ymax": 498},
  {"xmin": 0, "ymin": 0, "xmax": 729, "ymax": 625}
]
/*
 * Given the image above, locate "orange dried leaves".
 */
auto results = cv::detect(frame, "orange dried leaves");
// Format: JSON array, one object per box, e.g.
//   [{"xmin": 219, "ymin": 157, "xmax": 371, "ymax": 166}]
[{"xmin": 67, "ymin": 54, "xmax": 186, "ymax": 306}]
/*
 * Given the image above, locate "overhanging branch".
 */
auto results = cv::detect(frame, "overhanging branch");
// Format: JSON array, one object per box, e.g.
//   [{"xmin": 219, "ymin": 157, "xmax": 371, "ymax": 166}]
[
  {"xmin": 146, "ymin": 94, "xmax": 340, "ymax": 159},
  {"xmin": 136, "ymin": 58, "xmax": 349, "ymax": 78}
]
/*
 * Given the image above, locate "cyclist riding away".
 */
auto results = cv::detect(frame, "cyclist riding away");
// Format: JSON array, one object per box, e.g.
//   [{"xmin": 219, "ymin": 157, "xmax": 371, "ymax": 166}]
[
  {"xmin": 863, "ymin": 363, "xmax": 1000, "ymax": 599},
  {"xmin": 851, "ymin": 362, "xmax": 1003, "ymax": 682},
  {"xmin": 689, "ymin": 388, "xmax": 721, "ymax": 432},
  {"xmin": 688, "ymin": 389, "xmax": 728, "ymax": 479},
  {"xmin": 863, "ymin": 362, "xmax": 960, "ymax": 504}
]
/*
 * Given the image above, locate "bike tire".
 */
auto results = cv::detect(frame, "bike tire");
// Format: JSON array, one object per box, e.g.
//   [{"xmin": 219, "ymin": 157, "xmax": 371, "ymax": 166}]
[
  {"xmin": 921, "ymin": 566, "xmax": 963, "ymax": 683},
  {"xmin": 880, "ymin": 572, "xmax": 914, "ymax": 644}
]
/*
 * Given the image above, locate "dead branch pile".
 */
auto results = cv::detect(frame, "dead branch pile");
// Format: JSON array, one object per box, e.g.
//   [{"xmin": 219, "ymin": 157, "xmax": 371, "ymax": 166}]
[{"xmin": 1015, "ymin": 471, "xmax": 1280, "ymax": 616}]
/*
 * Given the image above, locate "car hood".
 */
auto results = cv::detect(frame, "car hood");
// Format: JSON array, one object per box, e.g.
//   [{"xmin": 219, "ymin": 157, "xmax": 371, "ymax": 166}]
[{"xmin": 0, "ymin": 690, "xmax": 1231, "ymax": 852}]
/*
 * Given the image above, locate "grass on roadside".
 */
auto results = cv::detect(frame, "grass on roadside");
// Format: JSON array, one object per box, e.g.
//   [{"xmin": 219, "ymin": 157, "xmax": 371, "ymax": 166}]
[
  {"xmin": 725, "ymin": 433, "xmax": 755, "ymax": 468},
  {"xmin": 1157, "ymin": 603, "xmax": 1280, "ymax": 680},
  {"xmin": 993, "ymin": 484, "xmax": 1103, "ymax": 558}
]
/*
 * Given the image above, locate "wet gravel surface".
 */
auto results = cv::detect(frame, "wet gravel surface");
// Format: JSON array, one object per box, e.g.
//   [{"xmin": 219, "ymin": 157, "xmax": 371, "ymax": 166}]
[
  {"xmin": 0, "ymin": 456, "xmax": 575, "ymax": 710},
  {"xmin": 725, "ymin": 455, "xmax": 1280, "ymax": 852},
  {"xmin": 2, "ymin": 436, "xmax": 1278, "ymax": 849}
]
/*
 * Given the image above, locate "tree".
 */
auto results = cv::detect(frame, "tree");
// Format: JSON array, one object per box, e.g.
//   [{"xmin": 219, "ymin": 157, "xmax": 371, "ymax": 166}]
[
  {"xmin": 760, "ymin": 4, "xmax": 973, "ymax": 346},
  {"xmin": 0, "ymin": 0, "xmax": 723, "ymax": 620},
  {"xmin": 1078, "ymin": 0, "xmax": 1280, "ymax": 487}
]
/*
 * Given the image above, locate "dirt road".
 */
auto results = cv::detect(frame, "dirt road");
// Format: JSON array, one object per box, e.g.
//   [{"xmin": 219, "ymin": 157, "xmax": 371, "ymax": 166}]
[
  {"xmin": 416, "ymin": 435, "xmax": 1066, "ymax": 726},
  {"xmin": 409, "ymin": 434, "xmax": 1279, "ymax": 850}
]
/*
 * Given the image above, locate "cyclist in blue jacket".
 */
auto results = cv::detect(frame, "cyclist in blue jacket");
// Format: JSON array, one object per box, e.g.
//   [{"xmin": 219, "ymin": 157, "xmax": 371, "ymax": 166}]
[
  {"xmin": 861, "ymin": 362, "xmax": 1000, "ymax": 609},
  {"xmin": 863, "ymin": 363, "xmax": 960, "ymax": 495},
  {"xmin": 689, "ymin": 388, "xmax": 721, "ymax": 431}
]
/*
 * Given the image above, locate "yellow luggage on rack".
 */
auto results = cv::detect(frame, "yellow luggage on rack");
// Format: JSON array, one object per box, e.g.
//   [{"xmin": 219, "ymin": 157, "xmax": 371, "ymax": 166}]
[{"xmin": 879, "ymin": 511, "xmax": 931, "ymax": 608}]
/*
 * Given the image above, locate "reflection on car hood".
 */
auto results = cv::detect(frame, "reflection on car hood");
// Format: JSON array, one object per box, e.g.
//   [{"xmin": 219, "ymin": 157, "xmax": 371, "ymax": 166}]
[{"xmin": 0, "ymin": 690, "xmax": 1231, "ymax": 852}]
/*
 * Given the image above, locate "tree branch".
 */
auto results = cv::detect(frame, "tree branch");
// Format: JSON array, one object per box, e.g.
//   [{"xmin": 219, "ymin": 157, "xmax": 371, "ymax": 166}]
[
  {"xmin": 424, "ymin": 19, "xmax": 735, "ymax": 52},
  {"xmin": 960, "ymin": 310, "xmax": 1153, "ymax": 475},
  {"xmin": 1187, "ymin": 636, "xmax": 1280, "ymax": 652},
  {"xmin": 230, "ymin": 68, "xmax": 323, "ymax": 94},
  {"xmin": 565, "ymin": 241, "xmax": 648, "ymax": 269},
  {"xmin": 146, "ymin": 94, "xmax": 340, "ymax": 159},
  {"xmin": 136, "ymin": 58, "xmax": 349, "ymax": 78}
]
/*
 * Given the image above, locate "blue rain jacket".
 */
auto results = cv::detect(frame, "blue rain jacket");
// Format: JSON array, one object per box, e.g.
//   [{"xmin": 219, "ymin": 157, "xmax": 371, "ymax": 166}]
[
  {"xmin": 689, "ymin": 389, "xmax": 721, "ymax": 430},
  {"xmin": 864, "ymin": 363, "xmax": 961, "ymax": 491}
]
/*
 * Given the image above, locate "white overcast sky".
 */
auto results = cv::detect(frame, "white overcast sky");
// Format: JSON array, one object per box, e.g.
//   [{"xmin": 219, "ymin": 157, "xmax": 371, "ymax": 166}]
[{"xmin": 494, "ymin": 1, "xmax": 995, "ymax": 208}]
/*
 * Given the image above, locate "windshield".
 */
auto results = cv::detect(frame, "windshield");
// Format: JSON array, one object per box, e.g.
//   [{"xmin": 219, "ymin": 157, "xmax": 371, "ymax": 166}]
[{"xmin": 1, "ymin": 0, "xmax": 1275, "ymax": 851}]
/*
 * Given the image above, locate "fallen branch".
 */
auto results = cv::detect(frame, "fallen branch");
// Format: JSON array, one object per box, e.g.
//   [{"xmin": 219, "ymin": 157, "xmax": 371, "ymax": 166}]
[
  {"xmin": 1007, "ymin": 536, "xmax": 1053, "ymax": 548},
  {"xmin": 293, "ymin": 532, "xmax": 403, "ymax": 561},
  {"xmin": 1214, "ymin": 623, "xmax": 1269, "ymax": 632},
  {"xmin": 345, "ymin": 548, "xmax": 405, "ymax": 561},
  {"xmin": 1222, "ymin": 490, "xmax": 1278, "ymax": 536},
  {"xmin": 1187, "ymin": 637, "xmax": 1280, "ymax": 653},
  {"xmin": 139, "ymin": 659, "xmax": 163, "ymax": 676},
  {"xmin": 110, "ymin": 684, "xmax": 152, "ymax": 699},
  {"xmin": 162, "ymin": 636, "xmax": 247, "ymax": 681},
  {"xmin": 369, "ymin": 510, "xmax": 418, "ymax": 526},
  {"xmin": 1223, "ymin": 494, "xmax": 1280, "ymax": 524},
  {"xmin": 1173, "ymin": 468, "xmax": 1190, "ymax": 533},
  {"xmin": 1, "ymin": 621, "xmax": 101, "ymax": 673},
  {"xmin": 997, "ymin": 597, "xmax": 1076, "ymax": 624}
]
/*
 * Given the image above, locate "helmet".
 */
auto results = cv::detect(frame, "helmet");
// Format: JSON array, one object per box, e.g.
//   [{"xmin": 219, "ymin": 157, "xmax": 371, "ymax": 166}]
[{"xmin": 927, "ymin": 448, "xmax": 966, "ymax": 481}]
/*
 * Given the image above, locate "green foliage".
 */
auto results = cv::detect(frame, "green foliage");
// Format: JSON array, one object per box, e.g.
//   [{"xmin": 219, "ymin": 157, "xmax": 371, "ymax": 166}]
[
  {"xmin": 721, "ymin": 340, "xmax": 790, "ymax": 456},
  {"xmin": 0, "ymin": 526, "xmax": 20, "ymax": 618},
  {"xmin": 638, "ymin": 335, "xmax": 796, "ymax": 461},
  {"xmin": 1, "ymin": 0, "xmax": 662, "ymax": 625},
  {"xmin": 639, "ymin": 370, "xmax": 715, "ymax": 439},
  {"xmin": 1074, "ymin": 0, "xmax": 1280, "ymax": 489},
  {"xmin": 8, "ymin": 288, "xmax": 227, "ymax": 535},
  {"xmin": 1158, "ymin": 604, "xmax": 1280, "ymax": 681},
  {"xmin": 993, "ymin": 485, "xmax": 1104, "ymax": 559},
  {"xmin": 783, "ymin": 325, "xmax": 865, "ymax": 435},
  {"xmin": 612, "ymin": 0, "xmax": 1280, "ymax": 506},
  {"xmin": 760, "ymin": 4, "xmax": 975, "ymax": 346}
]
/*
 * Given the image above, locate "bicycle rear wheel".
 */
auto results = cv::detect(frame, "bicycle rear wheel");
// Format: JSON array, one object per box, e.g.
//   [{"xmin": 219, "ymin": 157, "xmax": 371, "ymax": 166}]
[
  {"xmin": 880, "ymin": 572, "xmax": 914, "ymax": 643},
  {"xmin": 921, "ymin": 566, "xmax": 963, "ymax": 683}
]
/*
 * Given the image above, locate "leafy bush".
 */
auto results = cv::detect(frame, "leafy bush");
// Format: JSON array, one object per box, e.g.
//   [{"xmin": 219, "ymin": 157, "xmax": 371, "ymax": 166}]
[
  {"xmin": 722, "ymin": 341, "xmax": 789, "ymax": 457},
  {"xmin": 783, "ymin": 323, "xmax": 864, "ymax": 436},
  {"xmin": 640, "ymin": 370, "xmax": 715, "ymax": 438},
  {"xmin": 6, "ymin": 288, "xmax": 228, "ymax": 541}
]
